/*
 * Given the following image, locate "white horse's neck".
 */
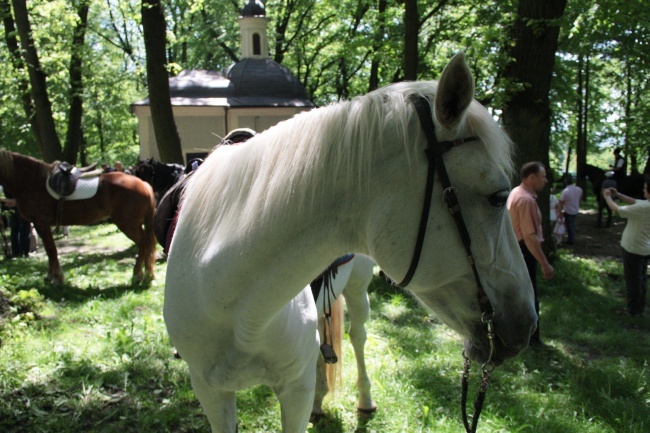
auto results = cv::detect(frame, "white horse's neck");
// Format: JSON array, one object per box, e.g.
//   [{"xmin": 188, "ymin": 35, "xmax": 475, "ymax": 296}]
[
  {"xmin": 171, "ymin": 166, "xmax": 374, "ymax": 348},
  {"xmin": 169, "ymin": 89, "xmax": 428, "ymax": 346}
]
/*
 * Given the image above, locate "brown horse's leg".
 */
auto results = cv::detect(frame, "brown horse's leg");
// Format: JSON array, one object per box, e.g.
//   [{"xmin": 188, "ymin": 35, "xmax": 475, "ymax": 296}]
[
  {"xmin": 113, "ymin": 213, "xmax": 156, "ymax": 283},
  {"xmin": 33, "ymin": 223, "xmax": 64, "ymax": 284},
  {"xmin": 114, "ymin": 221, "xmax": 146, "ymax": 282},
  {"xmin": 142, "ymin": 200, "xmax": 157, "ymax": 280}
]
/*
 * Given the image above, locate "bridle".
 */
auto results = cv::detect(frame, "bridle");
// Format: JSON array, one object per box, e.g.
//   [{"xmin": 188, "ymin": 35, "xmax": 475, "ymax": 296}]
[{"xmin": 397, "ymin": 94, "xmax": 496, "ymax": 433}]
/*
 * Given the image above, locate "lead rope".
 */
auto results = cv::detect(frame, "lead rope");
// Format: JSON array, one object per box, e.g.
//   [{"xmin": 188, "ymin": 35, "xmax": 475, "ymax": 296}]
[
  {"xmin": 442, "ymin": 178, "xmax": 496, "ymax": 433},
  {"xmin": 461, "ymin": 316, "xmax": 496, "ymax": 432}
]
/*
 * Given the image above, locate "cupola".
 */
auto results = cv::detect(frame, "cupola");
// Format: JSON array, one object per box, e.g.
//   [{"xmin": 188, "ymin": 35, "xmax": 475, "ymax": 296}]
[{"xmin": 238, "ymin": 0, "xmax": 270, "ymax": 59}]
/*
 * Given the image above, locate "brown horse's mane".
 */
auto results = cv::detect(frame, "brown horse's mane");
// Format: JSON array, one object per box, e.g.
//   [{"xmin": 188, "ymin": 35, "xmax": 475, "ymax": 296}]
[{"xmin": 0, "ymin": 150, "xmax": 53, "ymax": 180}]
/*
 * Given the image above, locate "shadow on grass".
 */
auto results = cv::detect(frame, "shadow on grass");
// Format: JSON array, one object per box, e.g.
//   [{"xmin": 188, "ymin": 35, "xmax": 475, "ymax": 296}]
[
  {"xmin": 362, "ymin": 260, "xmax": 650, "ymax": 432},
  {"xmin": 1, "ymin": 246, "xmax": 152, "ymax": 306},
  {"xmin": 310, "ymin": 411, "xmax": 345, "ymax": 433},
  {"xmin": 0, "ymin": 355, "xmax": 207, "ymax": 433}
]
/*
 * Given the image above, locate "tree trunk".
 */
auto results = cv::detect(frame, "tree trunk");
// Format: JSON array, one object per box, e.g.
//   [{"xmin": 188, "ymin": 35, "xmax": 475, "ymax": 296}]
[
  {"xmin": 403, "ymin": 0, "xmax": 418, "ymax": 81},
  {"xmin": 501, "ymin": 0, "xmax": 568, "ymax": 174},
  {"xmin": 624, "ymin": 61, "xmax": 637, "ymax": 174},
  {"xmin": 500, "ymin": 0, "xmax": 568, "ymax": 251},
  {"xmin": 142, "ymin": 0, "xmax": 183, "ymax": 164},
  {"xmin": 575, "ymin": 55, "xmax": 583, "ymax": 173},
  {"xmin": 0, "ymin": 0, "xmax": 42, "ymax": 150},
  {"xmin": 582, "ymin": 54, "xmax": 590, "ymax": 176},
  {"xmin": 368, "ymin": 0, "xmax": 387, "ymax": 92},
  {"xmin": 62, "ymin": 1, "xmax": 89, "ymax": 165},
  {"xmin": 575, "ymin": 53, "xmax": 589, "ymax": 191},
  {"xmin": 11, "ymin": 0, "xmax": 62, "ymax": 162}
]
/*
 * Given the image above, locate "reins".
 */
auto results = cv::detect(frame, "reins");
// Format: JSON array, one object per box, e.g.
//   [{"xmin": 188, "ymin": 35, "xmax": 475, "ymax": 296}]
[{"xmin": 398, "ymin": 94, "xmax": 496, "ymax": 433}]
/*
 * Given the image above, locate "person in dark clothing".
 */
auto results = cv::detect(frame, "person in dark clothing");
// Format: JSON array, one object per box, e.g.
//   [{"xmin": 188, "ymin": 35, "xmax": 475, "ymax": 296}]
[
  {"xmin": 611, "ymin": 148, "xmax": 626, "ymax": 184},
  {"xmin": 4, "ymin": 197, "xmax": 31, "ymax": 258}
]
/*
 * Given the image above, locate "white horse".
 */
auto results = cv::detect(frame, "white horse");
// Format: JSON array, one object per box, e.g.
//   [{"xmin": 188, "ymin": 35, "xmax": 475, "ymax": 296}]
[{"xmin": 164, "ymin": 53, "xmax": 537, "ymax": 433}]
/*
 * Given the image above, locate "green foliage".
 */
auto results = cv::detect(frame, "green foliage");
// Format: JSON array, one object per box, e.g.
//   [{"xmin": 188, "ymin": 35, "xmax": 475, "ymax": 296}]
[
  {"xmin": 0, "ymin": 225, "xmax": 648, "ymax": 432},
  {"xmin": 0, "ymin": 0, "xmax": 648, "ymax": 170}
]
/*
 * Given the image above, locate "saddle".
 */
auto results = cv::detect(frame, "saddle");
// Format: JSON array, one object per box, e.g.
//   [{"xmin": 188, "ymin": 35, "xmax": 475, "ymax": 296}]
[
  {"xmin": 48, "ymin": 161, "xmax": 98, "ymax": 198},
  {"xmin": 47, "ymin": 161, "xmax": 99, "ymax": 229}
]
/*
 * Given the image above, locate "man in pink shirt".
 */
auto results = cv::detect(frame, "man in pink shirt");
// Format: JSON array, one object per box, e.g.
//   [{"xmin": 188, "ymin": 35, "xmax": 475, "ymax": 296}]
[
  {"xmin": 559, "ymin": 175, "xmax": 583, "ymax": 245},
  {"xmin": 507, "ymin": 161, "xmax": 554, "ymax": 347}
]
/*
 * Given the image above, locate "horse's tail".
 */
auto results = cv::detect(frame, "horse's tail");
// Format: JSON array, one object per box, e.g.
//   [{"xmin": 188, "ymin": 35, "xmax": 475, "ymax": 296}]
[
  {"xmin": 143, "ymin": 182, "xmax": 157, "ymax": 277},
  {"xmin": 325, "ymin": 296, "xmax": 345, "ymax": 395}
]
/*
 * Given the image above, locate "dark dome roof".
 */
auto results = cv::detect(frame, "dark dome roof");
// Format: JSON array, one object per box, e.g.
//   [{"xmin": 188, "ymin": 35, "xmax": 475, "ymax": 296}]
[
  {"xmin": 132, "ymin": 60, "xmax": 315, "ymax": 108},
  {"xmin": 241, "ymin": 0, "xmax": 265, "ymax": 17},
  {"xmin": 225, "ymin": 58, "xmax": 313, "ymax": 105}
]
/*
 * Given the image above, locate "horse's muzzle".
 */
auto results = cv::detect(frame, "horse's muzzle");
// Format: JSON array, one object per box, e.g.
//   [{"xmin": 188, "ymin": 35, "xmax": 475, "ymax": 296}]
[{"xmin": 463, "ymin": 319, "xmax": 536, "ymax": 366}]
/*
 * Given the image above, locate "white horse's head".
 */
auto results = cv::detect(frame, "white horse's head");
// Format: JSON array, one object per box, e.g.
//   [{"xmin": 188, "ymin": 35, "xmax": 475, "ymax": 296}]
[{"xmin": 365, "ymin": 54, "xmax": 537, "ymax": 365}]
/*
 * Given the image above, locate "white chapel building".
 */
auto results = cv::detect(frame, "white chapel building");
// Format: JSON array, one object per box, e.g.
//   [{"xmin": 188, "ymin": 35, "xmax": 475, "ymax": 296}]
[{"xmin": 132, "ymin": 0, "xmax": 315, "ymax": 162}]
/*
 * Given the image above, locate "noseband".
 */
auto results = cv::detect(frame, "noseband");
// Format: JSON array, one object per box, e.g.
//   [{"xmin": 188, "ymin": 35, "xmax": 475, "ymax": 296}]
[{"xmin": 399, "ymin": 94, "xmax": 496, "ymax": 433}]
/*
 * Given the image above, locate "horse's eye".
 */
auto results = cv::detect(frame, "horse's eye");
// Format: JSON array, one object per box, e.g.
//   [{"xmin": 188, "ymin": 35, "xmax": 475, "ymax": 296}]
[{"xmin": 488, "ymin": 189, "xmax": 509, "ymax": 208}]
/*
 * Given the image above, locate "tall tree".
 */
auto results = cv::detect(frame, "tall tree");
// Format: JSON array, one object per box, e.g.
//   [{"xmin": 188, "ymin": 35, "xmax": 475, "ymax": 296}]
[
  {"xmin": 368, "ymin": 0, "xmax": 387, "ymax": 91},
  {"xmin": 500, "ymin": 0, "xmax": 568, "ymax": 172},
  {"xmin": 573, "ymin": 53, "xmax": 589, "ymax": 188},
  {"xmin": 11, "ymin": 0, "xmax": 62, "ymax": 162},
  {"xmin": 0, "ymin": 0, "xmax": 42, "ymax": 150},
  {"xmin": 499, "ymin": 0, "xmax": 567, "ymax": 253},
  {"xmin": 142, "ymin": 0, "xmax": 183, "ymax": 163},
  {"xmin": 62, "ymin": 1, "xmax": 90, "ymax": 164},
  {"xmin": 403, "ymin": 0, "xmax": 418, "ymax": 80}
]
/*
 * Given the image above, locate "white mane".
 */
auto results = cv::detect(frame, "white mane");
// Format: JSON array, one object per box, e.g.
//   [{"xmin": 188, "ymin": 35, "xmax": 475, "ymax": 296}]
[{"xmin": 181, "ymin": 81, "xmax": 513, "ymax": 243}]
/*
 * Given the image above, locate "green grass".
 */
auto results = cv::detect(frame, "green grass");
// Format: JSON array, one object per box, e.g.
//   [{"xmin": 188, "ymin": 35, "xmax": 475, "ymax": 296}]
[{"xmin": 0, "ymin": 224, "xmax": 648, "ymax": 432}]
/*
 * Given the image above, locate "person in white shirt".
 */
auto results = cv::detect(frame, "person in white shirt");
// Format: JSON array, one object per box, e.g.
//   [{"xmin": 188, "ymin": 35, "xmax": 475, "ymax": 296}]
[
  {"xmin": 603, "ymin": 176, "xmax": 650, "ymax": 317},
  {"xmin": 559, "ymin": 175, "xmax": 583, "ymax": 245},
  {"xmin": 550, "ymin": 187, "xmax": 563, "ymax": 246}
]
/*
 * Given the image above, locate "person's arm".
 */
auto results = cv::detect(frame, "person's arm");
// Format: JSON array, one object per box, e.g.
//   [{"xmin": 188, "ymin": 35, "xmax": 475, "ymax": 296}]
[
  {"xmin": 523, "ymin": 233, "xmax": 554, "ymax": 280},
  {"xmin": 603, "ymin": 188, "xmax": 635, "ymax": 215},
  {"xmin": 616, "ymin": 190, "xmax": 636, "ymax": 205}
]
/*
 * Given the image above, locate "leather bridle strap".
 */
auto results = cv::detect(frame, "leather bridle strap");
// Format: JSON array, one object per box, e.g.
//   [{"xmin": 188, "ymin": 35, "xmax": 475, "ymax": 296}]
[
  {"xmin": 401, "ymin": 94, "xmax": 497, "ymax": 433},
  {"xmin": 397, "ymin": 95, "xmax": 480, "ymax": 294}
]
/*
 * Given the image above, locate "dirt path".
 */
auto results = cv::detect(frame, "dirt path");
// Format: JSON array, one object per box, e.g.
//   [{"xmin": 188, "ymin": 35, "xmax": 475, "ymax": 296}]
[
  {"xmin": 20, "ymin": 210, "xmax": 630, "ymax": 264},
  {"xmin": 565, "ymin": 208, "xmax": 625, "ymax": 261}
]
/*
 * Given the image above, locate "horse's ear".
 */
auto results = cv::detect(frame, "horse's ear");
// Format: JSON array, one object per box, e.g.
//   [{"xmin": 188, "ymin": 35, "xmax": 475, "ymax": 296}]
[{"xmin": 435, "ymin": 52, "xmax": 475, "ymax": 129}]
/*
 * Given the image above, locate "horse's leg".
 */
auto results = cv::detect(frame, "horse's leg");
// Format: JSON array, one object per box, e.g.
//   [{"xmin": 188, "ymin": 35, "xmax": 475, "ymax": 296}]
[
  {"xmin": 597, "ymin": 198, "xmax": 604, "ymax": 227},
  {"xmin": 342, "ymin": 255, "xmax": 377, "ymax": 414},
  {"xmin": 141, "ymin": 197, "xmax": 157, "ymax": 280},
  {"xmin": 606, "ymin": 206, "xmax": 613, "ymax": 227},
  {"xmin": 33, "ymin": 222, "xmax": 64, "ymax": 284},
  {"xmin": 311, "ymin": 324, "xmax": 328, "ymax": 419},
  {"xmin": 112, "ymin": 217, "xmax": 153, "ymax": 283},
  {"xmin": 189, "ymin": 368, "xmax": 238, "ymax": 433},
  {"xmin": 275, "ymin": 367, "xmax": 317, "ymax": 433}
]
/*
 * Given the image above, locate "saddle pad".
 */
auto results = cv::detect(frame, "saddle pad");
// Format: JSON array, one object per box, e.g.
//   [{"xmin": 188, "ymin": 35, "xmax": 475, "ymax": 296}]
[
  {"xmin": 45, "ymin": 176, "xmax": 100, "ymax": 200},
  {"xmin": 310, "ymin": 253, "xmax": 355, "ymax": 301}
]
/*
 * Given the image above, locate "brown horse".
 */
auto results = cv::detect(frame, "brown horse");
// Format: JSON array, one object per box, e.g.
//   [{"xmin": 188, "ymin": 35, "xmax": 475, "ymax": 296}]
[{"xmin": 0, "ymin": 150, "xmax": 156, "ymax": 284}]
